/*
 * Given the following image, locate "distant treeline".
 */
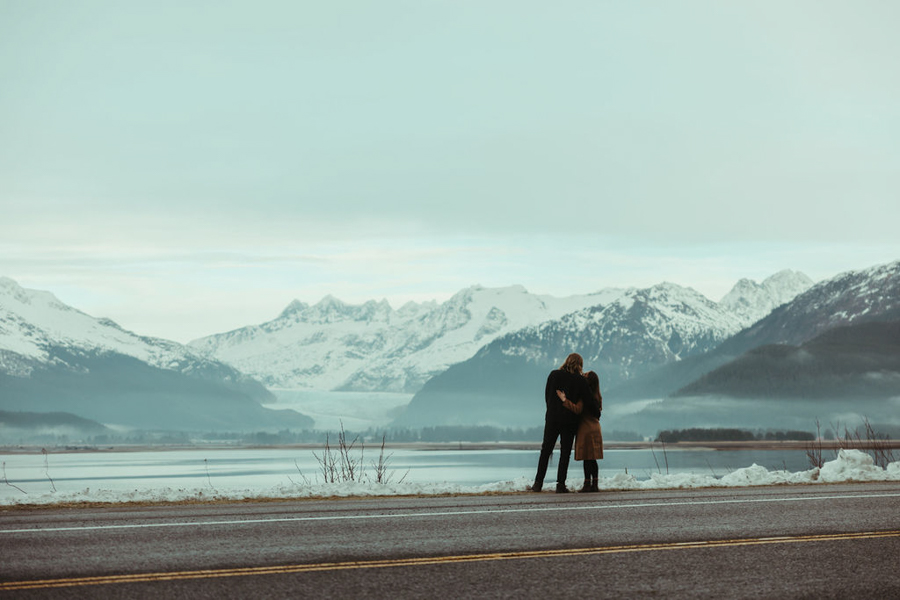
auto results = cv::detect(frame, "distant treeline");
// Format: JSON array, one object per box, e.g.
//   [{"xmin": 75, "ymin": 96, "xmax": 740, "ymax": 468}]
[
  {"xmin": 15, "ymin": 425, "xmax": 647, "ymax": 447},
  {"xmin": 655, "ymin": 428, "xmax": 815, "ymax": 443},
  {"xmin": 242, "ymin": 425, "xmax": 645, "ymax": 445}
]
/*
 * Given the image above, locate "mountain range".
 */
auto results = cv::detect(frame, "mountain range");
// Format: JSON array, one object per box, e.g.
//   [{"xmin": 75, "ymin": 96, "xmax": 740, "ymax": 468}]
[
  {"xmin": 0, "ymin": 277, "xmax": 312, "ymax": 433},
  {"xmin": 3, "ymin": 260, "xmax": 897, "ymax": 437},
  {"xmin": 397, "ymin": 261, "xmax": 900, "ymax": 431},
  {"xmin": 188, "ymin": 286, "xmax": 620, "ymax": 392},
  {"xmin": 189, "ymin": 272, "xmax": 812, "ymax": 395}
]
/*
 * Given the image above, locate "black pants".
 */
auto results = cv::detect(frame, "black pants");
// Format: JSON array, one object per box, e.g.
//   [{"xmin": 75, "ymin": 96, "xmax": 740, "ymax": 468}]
[
  {"xmin": 533, "ymin": 420, "xmax": 577, "ymax": 488},
  {"xmin": 583, "ymin": 459, "xmax": 598, "ymax": 479}
]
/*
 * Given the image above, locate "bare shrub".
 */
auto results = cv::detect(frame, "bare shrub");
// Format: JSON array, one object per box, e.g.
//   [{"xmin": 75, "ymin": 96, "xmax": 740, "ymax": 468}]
[
  {"xmin": 203, "ymin": 458, "xmax": 215, "ymax": 490},
  {"xmin": 288, "ymin": 460, "xmax": 312, "ymax": 487},
  {"xmin": 806, "ymin": 418, "xmax": 825, "ymax": 469},
  {"xmin": 649, "ymin": 441, "xmax": 670, "ymax": 474},
  {"xmin": 371, "ymin": 435, "xmax": 409, "ymax": 484},
  {"xmin": 41, "ymin": 448, "xmax": 56, "ymax": 492},
  {"xmin": 311, "ymin": 423, "xmax": 406, "ymax": 485},
  {"xmin": 832, "ymin": 417, "xmax": 895, "ymax": 468},
  {"xmin": 809, "ymin": 416, "xmax": 896, "ymax": 469},
  {"xmin": 2, "ymin": 461, "xmax": 26, "ymax": 495},
  {"xmin": 312, "ymin": 433, "xmax": 339, "ymax": 483}
]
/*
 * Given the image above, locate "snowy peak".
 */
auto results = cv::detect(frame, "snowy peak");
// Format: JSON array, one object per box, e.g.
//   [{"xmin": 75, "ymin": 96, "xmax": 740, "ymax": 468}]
[
  {"xmin": 0, "ymin": 277, "xmax": 80, "ymax": 317},
  {"xmin": 0, "ymin": 276, "xmax": 242, "ymax": 380},
  {"xmin": 718, "ymin": 260, "xmax": 900, "ymax": 356},
  {"xmin": 775, "ymin": 260, "xmax": 899, "ymax": 333},
  {"xmin": 397, "ymin": 279, "xmax": 764, "ymax": 428},
  {"xmin": 535, "ymin": 281, "xmax": 741, "ymax": 367},
  {"xmin": 278, "ymin": 299, "xmax": 309, "ymax": 319},
  {"xmin": 1, "ymin": 277, "xmax": 112, "ymax": 361},
  {"xmin": 189, "ymin": 284, "xmax": 607, "ymax": 392},
  {"xmin": 473, "ymin": 283, "xmax": 742, "ymax": 385},
  {"xmin": 763, "ymin": 269, "xmax": 814, "ymax": 294},
  {"xmin": 188, "ymin": 270, "xmax": 818, "ymax": 394},
  {"xmin": 719, "ymin": 269, "xmax": 814, "ymax": 326}
]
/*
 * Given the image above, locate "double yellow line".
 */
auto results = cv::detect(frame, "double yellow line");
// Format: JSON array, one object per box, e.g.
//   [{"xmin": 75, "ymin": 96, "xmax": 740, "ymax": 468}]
[{"xmin": 3, "ymin": 530, "xmax": 899, "ymax": 591}]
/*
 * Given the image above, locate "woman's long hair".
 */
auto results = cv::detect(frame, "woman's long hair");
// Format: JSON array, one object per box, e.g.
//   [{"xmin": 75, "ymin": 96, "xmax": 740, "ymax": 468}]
[
  {"xmin": 585, "ymin": 371, "xmax": 602, "ymax": 403},
  {"xmin": 560, "ymin": 353, "xmax": 583, "ymax": 375}
]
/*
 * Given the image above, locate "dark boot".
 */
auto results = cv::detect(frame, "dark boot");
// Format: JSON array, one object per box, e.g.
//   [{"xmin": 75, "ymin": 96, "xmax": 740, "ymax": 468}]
[
  {"xmin": 555, "ymin": 483, "xmax": 569, "ymax": 493},
  {"xmin": 577, "ymin": 479, "xmax": 591, "ymax": 493},
  {"xmin": 590, "ymin": 477, "xmax": 599, "ymax": 493},
  {"xmin": 527, "ymin": 482, "xmax": 543, "ymax": 492}
]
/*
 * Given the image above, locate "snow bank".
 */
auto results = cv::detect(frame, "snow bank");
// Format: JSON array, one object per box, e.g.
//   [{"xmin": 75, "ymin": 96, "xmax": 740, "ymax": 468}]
[{"xmin": 3, "ymin": 450, "xmax": 897, "ymax": 507}]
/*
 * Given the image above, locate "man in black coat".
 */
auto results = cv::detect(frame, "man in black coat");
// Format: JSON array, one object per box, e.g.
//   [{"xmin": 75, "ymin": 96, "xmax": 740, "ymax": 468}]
[{"xmin": 529, "ymin": 353, "xmax": 590, "ymax": 493}]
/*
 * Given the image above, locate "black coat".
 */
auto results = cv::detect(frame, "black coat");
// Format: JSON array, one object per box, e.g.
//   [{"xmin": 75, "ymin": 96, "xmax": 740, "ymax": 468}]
[{"xmin": 544, "ymin": 369, "xmax": 589, "ymax": 428}]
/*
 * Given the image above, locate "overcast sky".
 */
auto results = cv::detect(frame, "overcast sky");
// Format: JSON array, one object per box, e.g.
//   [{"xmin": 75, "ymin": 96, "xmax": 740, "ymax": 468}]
[{"xmin": 2, "ymin": 1, "xmax": 899, "ymax": 343}]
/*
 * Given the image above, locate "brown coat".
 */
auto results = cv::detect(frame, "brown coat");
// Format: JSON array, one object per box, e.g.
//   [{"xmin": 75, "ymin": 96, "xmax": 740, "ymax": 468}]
[{"xmin": 561, "ymin": 398, "xmax": 603, "ymax": 460}]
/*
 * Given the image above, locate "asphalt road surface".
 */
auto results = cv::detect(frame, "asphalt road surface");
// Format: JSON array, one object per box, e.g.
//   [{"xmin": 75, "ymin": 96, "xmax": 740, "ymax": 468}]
[{"xmin": 2, "ymin": 482, "xmax": 899, "ymax": 599}]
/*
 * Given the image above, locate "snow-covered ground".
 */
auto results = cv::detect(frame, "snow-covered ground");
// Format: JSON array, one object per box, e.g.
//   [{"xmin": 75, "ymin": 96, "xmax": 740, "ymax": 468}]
[{"xmin": 2, "ymin": 449, "xmax": 896, "ymax": 507}]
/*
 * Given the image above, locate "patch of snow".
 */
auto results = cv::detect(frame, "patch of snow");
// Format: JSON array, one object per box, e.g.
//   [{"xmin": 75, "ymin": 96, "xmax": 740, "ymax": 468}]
[{"xmin": 3, "ymin": 449, "xmax": 896, "ymax": 507}]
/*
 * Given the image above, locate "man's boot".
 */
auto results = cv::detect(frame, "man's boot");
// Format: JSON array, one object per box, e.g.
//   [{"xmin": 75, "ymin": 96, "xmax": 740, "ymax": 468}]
[{"xmin": 555, "ymin": 483, "xmax": 569, "ymax": 493}]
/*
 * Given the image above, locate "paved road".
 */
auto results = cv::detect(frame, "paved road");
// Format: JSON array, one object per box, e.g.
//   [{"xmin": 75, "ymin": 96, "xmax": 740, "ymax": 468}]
[{"xmin": 2, "ymin": 483, "xmax": 899, "ymax": 598}]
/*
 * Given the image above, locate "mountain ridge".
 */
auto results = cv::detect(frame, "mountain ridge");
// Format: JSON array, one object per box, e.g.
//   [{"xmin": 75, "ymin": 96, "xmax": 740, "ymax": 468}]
[
  {"xmin": 0, "ymin": 267, "xmax": 822, "ymax": 432},
  {"xmin": 189, "ymin": 273, "xmax": 813, "ymax": 395},
  {"xmin": 189, "ymin": 284, "xmax": 628, "ymax": 392},
  {"xmin": 392, "ymin": 272, "xmax": 815, "ymax": 428},
  {"xmin": 674, "ymin": 320, "xmax": 900, "ymax": 400},
  {"xmin": 0, "ymin": 278, "xmax": 311, "ymax": 431}
]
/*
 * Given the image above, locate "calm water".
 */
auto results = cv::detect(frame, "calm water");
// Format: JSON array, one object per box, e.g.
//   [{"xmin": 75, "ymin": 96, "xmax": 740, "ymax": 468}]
[{"xmin": 0, "ymin": 446, "xmax": 817, "ymax": 499}]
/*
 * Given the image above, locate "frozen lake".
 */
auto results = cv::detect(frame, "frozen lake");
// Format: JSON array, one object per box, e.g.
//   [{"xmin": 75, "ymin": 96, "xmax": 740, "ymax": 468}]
[{"xmin": 1, "ymin": 445, "xmax": 816, "ymax": 503}]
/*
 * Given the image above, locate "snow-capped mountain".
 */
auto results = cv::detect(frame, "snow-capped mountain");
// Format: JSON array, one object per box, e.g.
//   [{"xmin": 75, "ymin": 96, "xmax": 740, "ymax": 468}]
[
  {"xmin": 719, "ymin": 270, "xmax": 814, "ymax": 327},
  {"xmin": 189, "ymin": 285, "xmax": 614, "ymax": 392},
  {"xmin": 719, "ymin": 260, "xmax": 900, "ymax": 356},
  {"xmin": 190, "ymin": 270, "xmax": 814, "ymax": 395},
  {"xmin": 394, "ymin": 281, "xmax": 777, "ymax": 428},
  {"xmin": 499, "ymin": 282, "xmax": 749, "ymax": 379},
  {"xmin": 0, "ymin": 265, "xmax": 818, "ymax": 432},
  {"xmin": 623, "ymin": 260, "xmax": 900, "ymax": 433},
  {"xmin": 0, "ymin": 276, "xmax": 258, "ymax": 384},
  {"xmin": 610, "ymin": 260, "xmax": 900, "ymax": 404},
  {"xmin": 0, "ymin": 277, "xmax": 311, "ymax": 431},
  {"xmin": 394, "ymin": 263, "xmax": 900, "ymax": 429}
]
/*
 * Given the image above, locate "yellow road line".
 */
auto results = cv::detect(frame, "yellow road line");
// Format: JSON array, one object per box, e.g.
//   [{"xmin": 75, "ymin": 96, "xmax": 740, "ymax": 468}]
[{"xmin": 3, "ymin": 530, "xmax": 899, "ymax": 591}]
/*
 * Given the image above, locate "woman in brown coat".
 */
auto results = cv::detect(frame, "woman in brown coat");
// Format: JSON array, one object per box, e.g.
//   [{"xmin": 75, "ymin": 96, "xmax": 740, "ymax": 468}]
[{"xmin": 557, "ymin": 370, "xmax": 603, "ymax": 492}]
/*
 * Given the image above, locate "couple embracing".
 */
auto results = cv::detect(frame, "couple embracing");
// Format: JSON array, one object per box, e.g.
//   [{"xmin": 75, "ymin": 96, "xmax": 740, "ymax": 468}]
[{"xmin": 528, "ymin": 352, "xmax": 603, "ymax": 493}]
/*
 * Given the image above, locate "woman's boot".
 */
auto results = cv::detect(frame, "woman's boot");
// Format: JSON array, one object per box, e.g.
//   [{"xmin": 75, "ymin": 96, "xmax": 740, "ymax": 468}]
[
  {"xmin": 590, "ymin": 477, "xmax": 599, "ymax": 492},
  {"xmin": 577, "ymin": 479, "xmax": 591, "ymax": 493}
]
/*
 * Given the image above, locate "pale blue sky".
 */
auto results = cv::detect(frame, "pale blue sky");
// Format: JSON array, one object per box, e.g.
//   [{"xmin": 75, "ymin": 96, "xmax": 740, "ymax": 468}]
[{"xmin": 2, "ymin": 1, "xmax": 899, "ymax": 342}]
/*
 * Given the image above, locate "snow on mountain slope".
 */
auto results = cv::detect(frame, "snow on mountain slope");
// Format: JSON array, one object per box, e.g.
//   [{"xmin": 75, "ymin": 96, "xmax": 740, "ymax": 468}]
[
  {"xmin": 719, "ymin": 270, "xmax": 814, "ymax": 327},
  {"xmin": 719, "ymin": 259, "xmax": 900, "ymax": 355},
  {"xmin": 393, "ymin": 282, "xmax": 755, "ymax": 428},
  {"xmin": 499, "ymin": 281, "xmax": 747, "ymax": 381},
  {"xmin": 0, "ymin": 276, "xmax": 244, "ymax": 381},
  {"xmin": 189, "ymin": 269, "xmax": 814, "ymax": 394},
  {"xmin": 189, "ymin": 285, "xmax": 618, "ymax": 392},
  {"xmin": 1, "ymin": 264, "xmax": 815, "ymax": 402},
  {"xmin": 0, "ymin": 277, "xmax": 310, "ymax": 431}
]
